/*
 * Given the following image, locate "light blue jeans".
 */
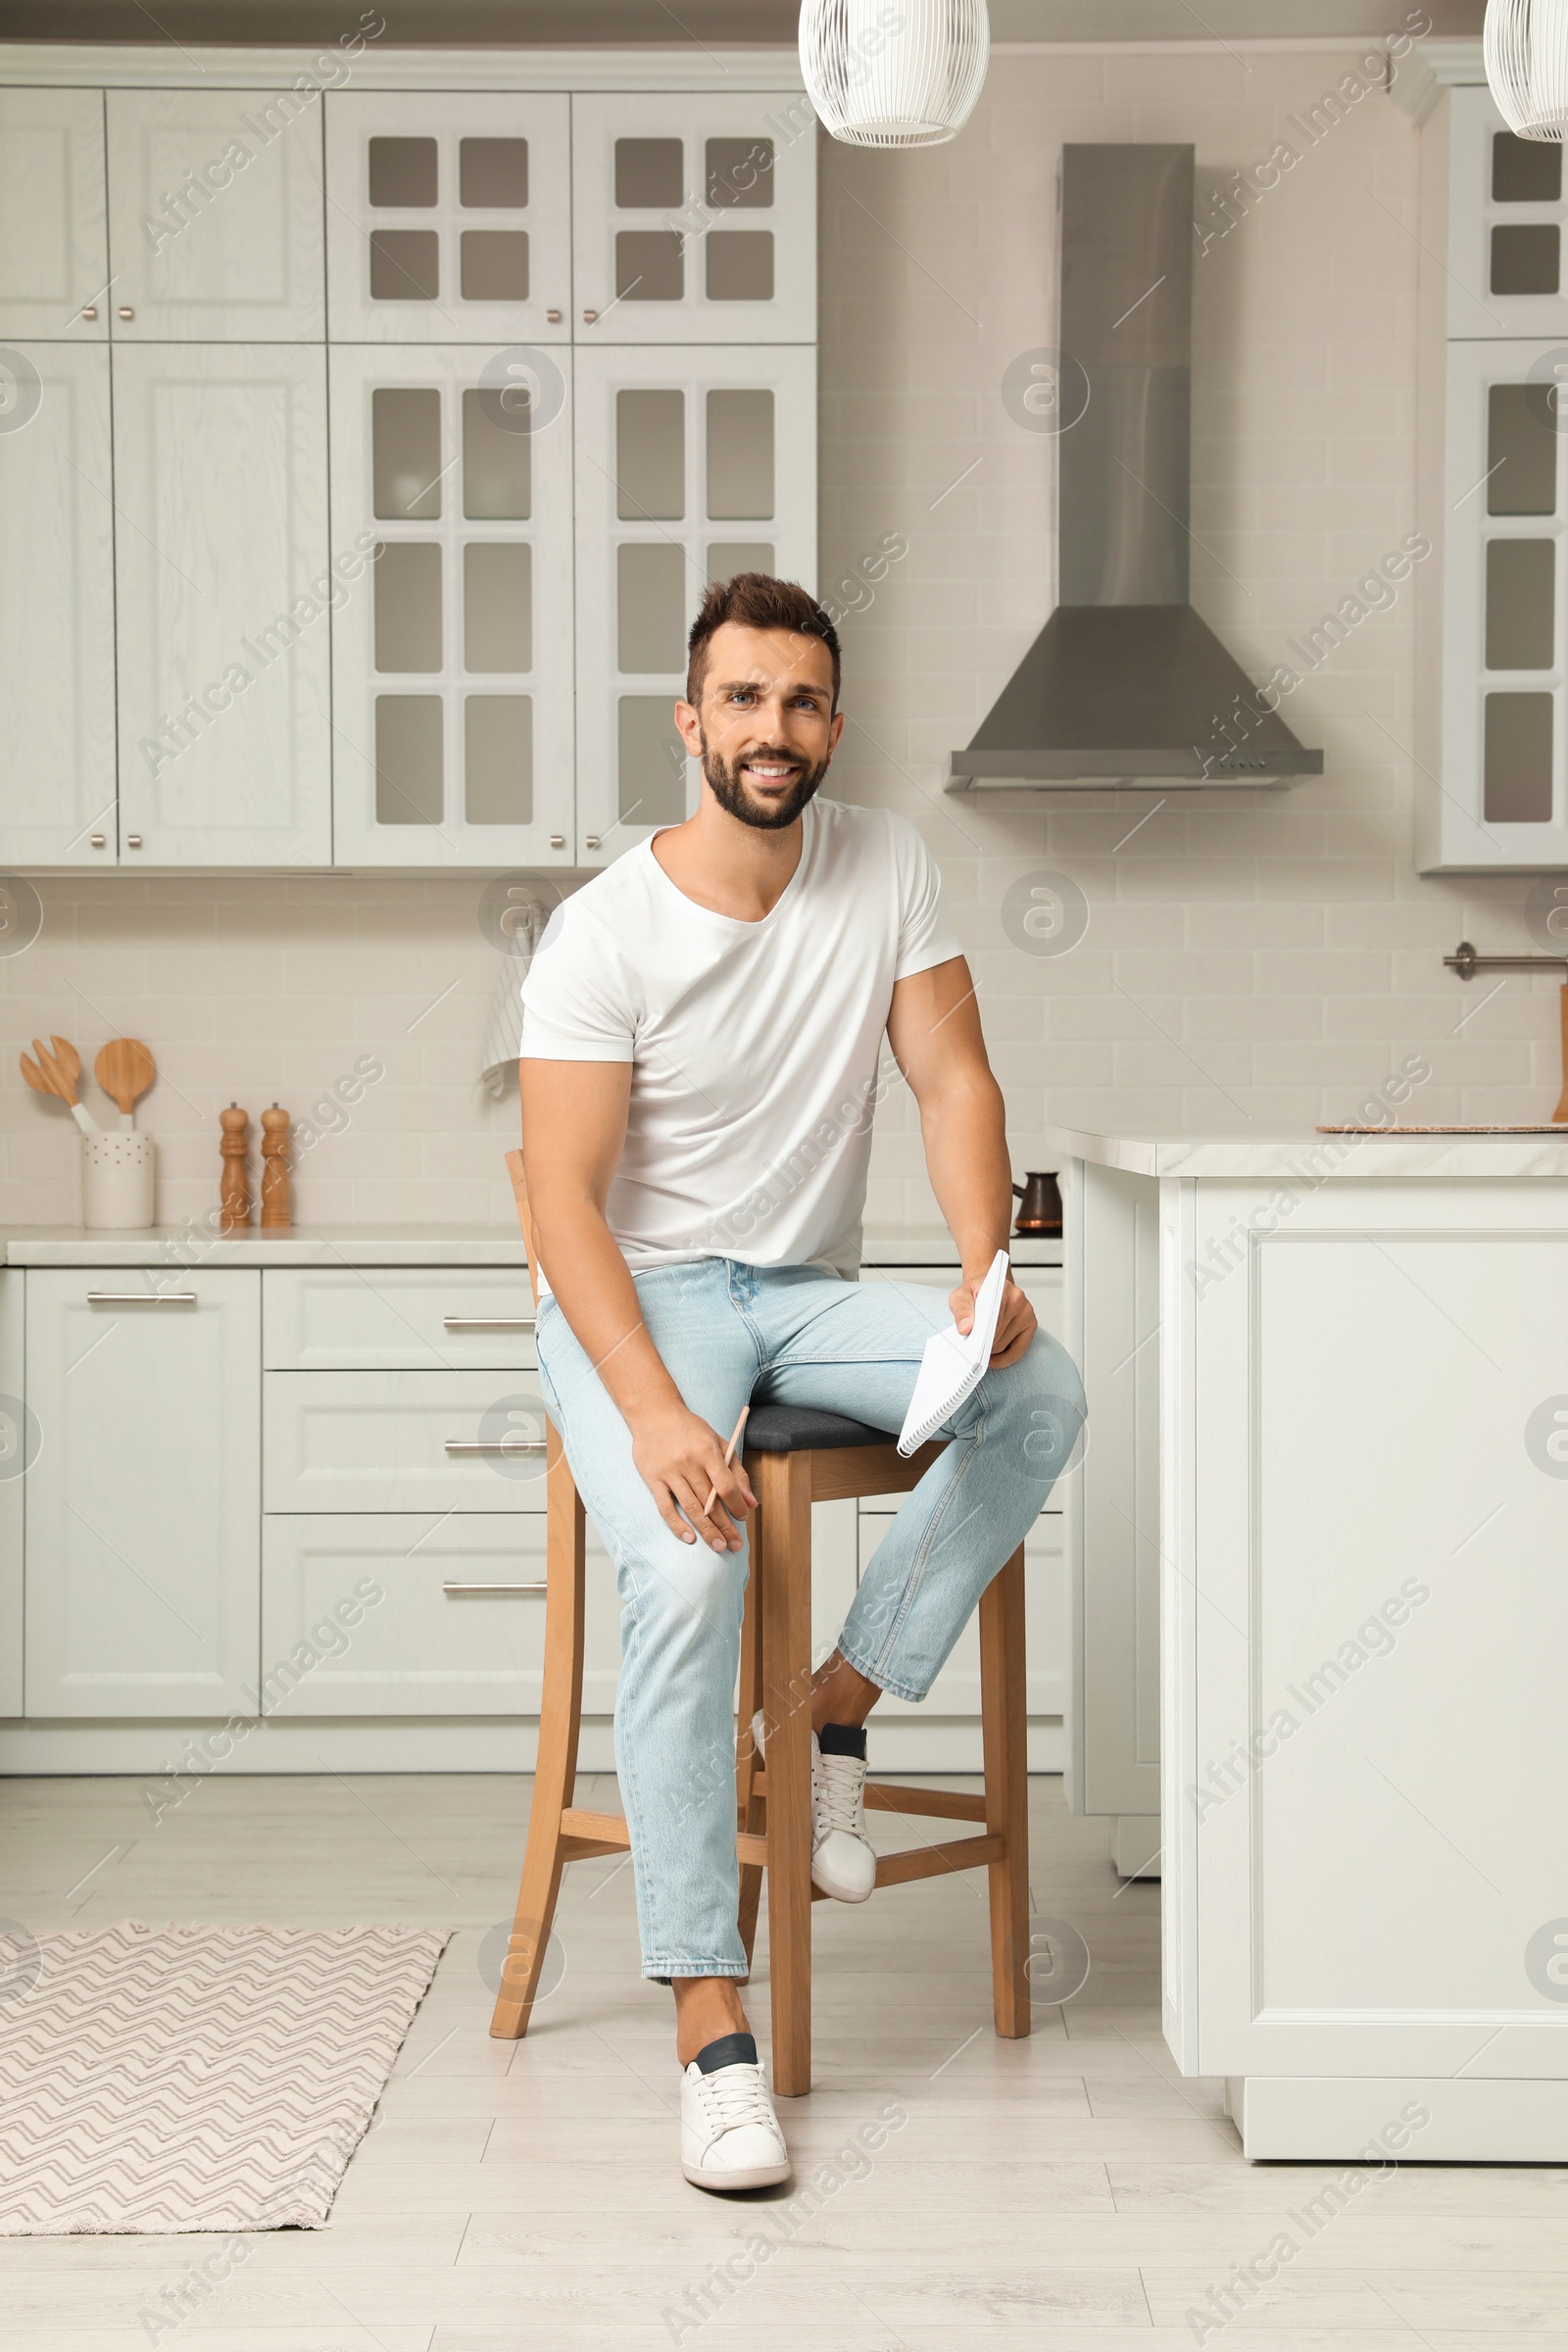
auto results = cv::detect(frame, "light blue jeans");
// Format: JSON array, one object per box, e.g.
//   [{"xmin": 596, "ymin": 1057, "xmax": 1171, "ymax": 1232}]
[{"xmin": 533, "ymin": 1259, "xmax": 1086, "ymax": 1980}]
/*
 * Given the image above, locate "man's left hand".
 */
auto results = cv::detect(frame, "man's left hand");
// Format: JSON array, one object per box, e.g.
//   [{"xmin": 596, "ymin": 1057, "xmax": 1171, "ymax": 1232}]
[{"xmin": 950, "ymin": 1271, "xmax": 1036, "ymax": 1369}]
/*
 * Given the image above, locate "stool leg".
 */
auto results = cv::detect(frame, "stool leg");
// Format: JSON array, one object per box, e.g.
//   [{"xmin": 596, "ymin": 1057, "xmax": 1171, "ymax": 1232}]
[
  {"xmin": 978, "ymin": 1543, "xmax": 1031, "ymax": 2039},
  {"xmin": 759, "ymin": 1449, "xmax": 813, "ymax": 2096},
  {"xmin": 490, "ymin": 1430, "xmax": 586, "ymax": 2038},
  {"xmin": 736, "ymin": 1560, "xmax": 765, "ymax": 1971}
]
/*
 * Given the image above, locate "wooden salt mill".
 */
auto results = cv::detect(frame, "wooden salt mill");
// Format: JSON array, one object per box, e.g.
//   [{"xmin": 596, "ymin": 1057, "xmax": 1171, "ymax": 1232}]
[
  {"xmin": 220, "ymin": 1103, "xmax": 251, "ymax": 1234},
  {"xmin": 260, "ymin": 1102, "xmax": 292, "ymax": 1230}
]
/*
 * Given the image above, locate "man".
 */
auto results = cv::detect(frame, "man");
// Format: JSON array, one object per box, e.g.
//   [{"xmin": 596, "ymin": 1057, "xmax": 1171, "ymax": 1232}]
[{"xmin": 519, "ymin": 573, "xmax": 1085, "ymax": 2192}]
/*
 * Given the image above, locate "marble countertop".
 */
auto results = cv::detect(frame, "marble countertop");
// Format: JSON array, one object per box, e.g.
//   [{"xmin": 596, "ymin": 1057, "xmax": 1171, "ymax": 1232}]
[
  {"xmin": 0, "ymin": 1224, "xmax": 1064, "ymax": 1269},
  {"xmin": 1038, "ymin": 1125, "xmax": 1568, "ymax": 1180}
]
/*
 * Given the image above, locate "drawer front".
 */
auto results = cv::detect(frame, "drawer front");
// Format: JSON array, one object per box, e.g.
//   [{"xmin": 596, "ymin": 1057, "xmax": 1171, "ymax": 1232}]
[
  {"xmin": 857, "ymin": 1508, "xmax": 1065, "ymax": 1716},
  {"xmin": 262, "ymin": 1514, "xmax": 623, "ymax": 1715},
  {"xmin": 264, "ymin": 1371, "xmax": 550, "ymax": 1512},
  {"xmin": 263, "ymin": 1267, "xmax": 535, "ymax": 1370}
]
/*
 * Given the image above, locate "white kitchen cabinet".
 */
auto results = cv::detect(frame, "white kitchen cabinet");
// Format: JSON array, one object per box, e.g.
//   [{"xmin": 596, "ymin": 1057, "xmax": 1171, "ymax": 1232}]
[
  {"xmin": 264, "ymin": 1368, "xmax": 551, "ymax": 1514},
  {"xmin": 1445, "ymin": 82, "xmax": 1568, "ymax": 341},
  {"xmin": 105, "ymin": 88, "xmax": 324, "ymax": 340},
  {"xmin": 0, "ymin": 1274, "xmax": 23, "ymax": 1719},
  {"xmin": 264, "ymin": 1265, "xmax": 535, "ymax": 1370},
  {"xmin": 113, "ymin": 342, "xmax": 331, "ymax": 865},
  {"xmin": 573, "ymin": 341, "xmax": 815, "ymax": 862},
  {"xmin": 571, "ymin": 93, "xmax": 815, "ymax": 345},
  {"xmin": 1421, "ymin": 338, "xmax": 1568, "ymax": 870},
  {"xmin": 324, "ymin": 91, "xmax": 570, "ymax": 345},
  {"xmin": 328, "ymin": 342, "xmax": 575, "ymax": 866},
  {"xmin": 0, "ymin": 86, "xmax": 107, "ymax": 340},
  {"xmin": 24, "ymin": 1271, "xmax": 261, "ymax": 1720},
  {"xmin": 1164, "ymin": 1168, "xmax": 1568, "ymax": 2155},
  {"xmin": 0, "ymin": 341, "xmax": 117, "ymax": 865}
]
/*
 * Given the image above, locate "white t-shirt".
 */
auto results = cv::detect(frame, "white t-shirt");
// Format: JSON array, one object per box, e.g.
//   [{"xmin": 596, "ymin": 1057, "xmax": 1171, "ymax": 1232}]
[{"xmin": 518, "ymin": 799, "xmax": 961, "ymax": 1279}]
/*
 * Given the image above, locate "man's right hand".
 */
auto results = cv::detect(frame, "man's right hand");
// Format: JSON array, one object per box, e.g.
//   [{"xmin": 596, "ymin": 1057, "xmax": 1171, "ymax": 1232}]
[{"xmin": 631, "ymin": 1402, "xmax": 758, "ymax": 1553}]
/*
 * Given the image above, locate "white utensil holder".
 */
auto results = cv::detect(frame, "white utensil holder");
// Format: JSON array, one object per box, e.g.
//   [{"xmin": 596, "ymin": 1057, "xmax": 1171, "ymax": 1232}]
[{"xmin": 81, "ymin": 1131, "xmax": 156, "ymax": 1230}]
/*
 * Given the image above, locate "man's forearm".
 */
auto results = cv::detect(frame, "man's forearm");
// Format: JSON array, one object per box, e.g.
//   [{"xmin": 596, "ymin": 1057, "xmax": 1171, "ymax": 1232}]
[
  {"xmin": 529, "ymin": 1195, "xmax": 684, "ymax": 1431},
  {"xmin": 919, "ymin": 1071, "xmax": 1014, "ymax": 1277}
]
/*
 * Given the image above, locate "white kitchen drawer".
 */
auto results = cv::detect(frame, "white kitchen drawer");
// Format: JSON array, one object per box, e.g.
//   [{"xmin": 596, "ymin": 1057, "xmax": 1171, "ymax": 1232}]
[
  {"xmin": 264, "ymin": 1370, "xmax": 549, "ymax": 1513},
  {"xmin": 857, "ymin": 1508, "xmax": 1065, "ymax": 1717},
  {"xmin": 263, "ymin": 1267, "xmax": 535, "ymax": 1370},
  {"xmin": 261, "ymin": 1513, "xmax": 599, "ymax": 1715}
]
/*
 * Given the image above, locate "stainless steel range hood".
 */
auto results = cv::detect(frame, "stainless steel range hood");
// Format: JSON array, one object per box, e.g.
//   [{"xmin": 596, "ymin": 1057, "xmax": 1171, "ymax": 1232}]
[{"xmin": 948, "ymin": 144, "xmax": 1322, "ymax": 792}]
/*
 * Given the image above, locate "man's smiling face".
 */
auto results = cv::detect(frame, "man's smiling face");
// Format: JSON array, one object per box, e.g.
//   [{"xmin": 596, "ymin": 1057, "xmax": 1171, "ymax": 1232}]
[{"xmin": 676, "ymin": 621, "xmax": 845, "ymax": 832}]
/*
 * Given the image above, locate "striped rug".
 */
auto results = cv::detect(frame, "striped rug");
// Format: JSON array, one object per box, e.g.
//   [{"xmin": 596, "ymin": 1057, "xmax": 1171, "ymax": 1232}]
[{"xmin": 0, "ymin": 1920, "xmax": 449, "ymax": 2233}]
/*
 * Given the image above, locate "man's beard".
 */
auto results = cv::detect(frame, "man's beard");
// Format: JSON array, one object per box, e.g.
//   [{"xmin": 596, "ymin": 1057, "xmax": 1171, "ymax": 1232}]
[{"xmin": 700, "ymin": 735, "xmax": 828, "ymax": 831}]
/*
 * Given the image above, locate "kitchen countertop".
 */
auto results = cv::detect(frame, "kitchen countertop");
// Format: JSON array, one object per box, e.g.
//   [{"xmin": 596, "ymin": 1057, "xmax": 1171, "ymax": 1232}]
[
  {"xmin": 0, "ymin": 1225, "xmax": 1064, "ymax": 1268},
  {"xmin": 1038, "ymin": 1123, "xmax": 1568, "ymax": 1179}
]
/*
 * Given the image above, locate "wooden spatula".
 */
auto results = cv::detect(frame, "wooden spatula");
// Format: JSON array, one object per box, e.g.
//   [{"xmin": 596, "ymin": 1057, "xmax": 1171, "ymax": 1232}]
[
  {"xmin": 23, "ymin": 1036, "xmax": 97, "ymax": 1135},
  {"xmin": 96, "ymin": 1037, "xmax": 156, "ymax": 1130}
]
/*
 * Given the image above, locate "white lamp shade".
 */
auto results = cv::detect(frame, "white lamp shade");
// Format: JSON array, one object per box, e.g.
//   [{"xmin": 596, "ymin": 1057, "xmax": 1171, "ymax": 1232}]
[
  {"xmin": 1486, "ymin": 0, "xmax": 1568, "ymax": 140},
  {"xmin": 800, "ymin": 0, "xmax": 990, "ymax": 149}
]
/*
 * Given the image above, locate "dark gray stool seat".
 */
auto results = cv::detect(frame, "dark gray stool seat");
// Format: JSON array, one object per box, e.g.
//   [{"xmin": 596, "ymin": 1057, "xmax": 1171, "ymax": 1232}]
[{"xmin": 744, "ymin": 1404, "xmax": 893, "ymax": 1452}]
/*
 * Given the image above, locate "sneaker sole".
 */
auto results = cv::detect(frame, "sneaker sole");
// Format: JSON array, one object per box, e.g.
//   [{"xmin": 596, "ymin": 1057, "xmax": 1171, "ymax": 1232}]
[
  {"xmin": 682, "ymin": 2158, "xmax": 792, "ymax": 2192},
  {"xmin": 811, "ymin": 1867, "xmax": 874, "ymax": 1904}
]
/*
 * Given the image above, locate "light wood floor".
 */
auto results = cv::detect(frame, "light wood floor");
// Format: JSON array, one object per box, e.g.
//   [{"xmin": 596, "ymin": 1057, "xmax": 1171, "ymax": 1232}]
[{"xmin": 2, "ymin": 1769, "xmax": 1566, "ymax": 2350}]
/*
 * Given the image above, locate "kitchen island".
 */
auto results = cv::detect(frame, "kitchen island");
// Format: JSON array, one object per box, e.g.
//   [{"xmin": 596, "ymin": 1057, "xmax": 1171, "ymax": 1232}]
[{"xmin": 1049, "ymin": 1122, "xmax": 1568, "ymax": 2161}]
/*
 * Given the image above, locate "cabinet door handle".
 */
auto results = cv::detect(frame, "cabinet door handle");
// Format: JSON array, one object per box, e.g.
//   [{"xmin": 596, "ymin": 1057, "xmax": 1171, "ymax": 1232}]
[
  {"xmin": 117, "ymin": 305, "xmax": 134, "ymax": 319},
  {"xmin": 581, "ymin": 308, "xmax": 598, "ymax": 322},
  {"xmin": 81, "ymin": 305, "xmax": 98, "ymax": 319},
  {"xmin": 86, "ymin": 1290, "xmax": 197, "ymax": 1303},
  {"xmin": 441, "ymin": 1315, "xmax": 534, "ymax": 1330},
  {"xmin": 546, "ymin": 308, "xmax": 562, "ymax": 322},
  {"xmin": 442, "ymin": 1580, "xmax": 548, "ymax": 1594},
  {"xmin": 444, "ymin": 1438, "xmax": 547, "ymax": 1454}
]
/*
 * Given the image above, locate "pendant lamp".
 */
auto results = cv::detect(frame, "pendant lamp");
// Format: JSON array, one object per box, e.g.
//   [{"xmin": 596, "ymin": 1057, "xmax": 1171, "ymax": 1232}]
[
  {"xmin": 799, "ymin": 0, "xmax": 990, "ymax": 148},
  {"xmin": 1486, "ymin": 0, "xmax": 1568, "ymax": 139}
]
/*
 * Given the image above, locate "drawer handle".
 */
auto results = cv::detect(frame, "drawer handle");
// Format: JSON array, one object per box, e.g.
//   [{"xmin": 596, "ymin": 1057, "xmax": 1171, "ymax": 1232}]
[
  {"xmin": 442, "ymin": 1580, "xmax": 548, "ymax": 1595},
  {"xmin": 444, "ymin": 1439, "xmax": 547, "ymax": 1454},
  {"xmin": 86, "ymin": 1290, "xmax": 196, "ymax": 1303},
  {"xmin": 442, "ymin": 1316, "xmax": 534, "ymax": 1330}
]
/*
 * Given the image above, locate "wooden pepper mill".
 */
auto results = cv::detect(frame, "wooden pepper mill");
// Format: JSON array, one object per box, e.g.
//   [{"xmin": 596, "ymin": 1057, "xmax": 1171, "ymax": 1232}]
[
  {"xmin": 260, "ymin": 1102, "xmax": 292, "ymax": 1230},
  {"xmin": 220, "ymin": 1103, "xmax": 251, "ymax": 1234}
]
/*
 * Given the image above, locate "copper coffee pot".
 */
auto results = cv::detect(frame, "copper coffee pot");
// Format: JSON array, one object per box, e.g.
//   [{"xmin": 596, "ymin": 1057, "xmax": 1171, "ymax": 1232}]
[{"xmin": 1011, "ymin": 1170, "xmax": 1062, "ymax": 1236}]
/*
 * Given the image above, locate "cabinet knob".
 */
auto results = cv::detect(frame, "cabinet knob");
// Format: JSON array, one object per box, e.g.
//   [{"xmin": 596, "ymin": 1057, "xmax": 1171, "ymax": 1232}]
[
  {"xmin": 117, "ymin": 305, "xmax": 134, "ymax": 320},
  {"xmin": 546, "ymin": 308, "xmax": 562, "ymax": 322},
  {"xmin": 581, "ymin": 308, "xmax": 598, "ymax": 323},
  {"xmin": 549, "ymin": 833, "xmax": 564, "ymax": 848},
  {"xmin": 585, "ymin": 835, "xmax": 601, "ymax": 850},
  {"xmin": 89, "ymin": 833, "xmax": 105, "ymax": 848},
  {"xmin": 81, "ymin": 305, "xmax": 97, "ymax": 320},
  {"xmin": 126, "ymin": 834, "xmax": 142, "ymax": 849}
]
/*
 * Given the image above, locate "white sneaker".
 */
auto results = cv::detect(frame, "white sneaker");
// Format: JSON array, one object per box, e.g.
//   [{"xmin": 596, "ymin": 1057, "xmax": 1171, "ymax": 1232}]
[
  {"xmin": 751, "ymin": 1709, "xmax": 877, "ymax": 1905},
  {"xmin": 680, "ymin": 2034, "xmax": 790, "ymax": 2192}
]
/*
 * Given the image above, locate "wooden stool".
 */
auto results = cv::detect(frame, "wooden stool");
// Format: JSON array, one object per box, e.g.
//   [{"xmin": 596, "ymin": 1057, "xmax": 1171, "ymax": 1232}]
[{"xmin": 489, "ymin": 1149, "xmax": 1032, "ymax": 2095}]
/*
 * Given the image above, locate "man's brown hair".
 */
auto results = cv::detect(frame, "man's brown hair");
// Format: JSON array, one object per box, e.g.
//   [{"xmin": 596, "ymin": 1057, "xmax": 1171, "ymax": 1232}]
[{"xmin": 685, "ymin": 572, "xmax": 842, "ymax": 711}]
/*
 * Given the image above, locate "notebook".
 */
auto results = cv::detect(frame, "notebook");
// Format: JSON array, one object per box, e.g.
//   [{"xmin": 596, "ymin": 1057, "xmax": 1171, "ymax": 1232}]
[{"xmin": 896, "ymin": 1249, "xmax": 1011, "ymax": 1457}]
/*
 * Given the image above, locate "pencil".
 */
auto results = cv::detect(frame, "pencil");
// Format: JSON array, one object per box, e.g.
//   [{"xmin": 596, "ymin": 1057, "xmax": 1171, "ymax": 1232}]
[{"xmin": 702, "ymin": 1404, "xmax": 750, "ymax": 1520}]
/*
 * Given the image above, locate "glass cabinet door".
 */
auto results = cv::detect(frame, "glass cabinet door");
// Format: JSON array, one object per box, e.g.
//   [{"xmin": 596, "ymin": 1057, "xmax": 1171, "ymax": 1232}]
[
  {"xmin": 329, "ymin": 343, "xmax": 574, "ymax": 866},
  {"xmin": 325, "ymin": 92, "xmax": 570, "ymax": 345},
  {"xmin": 571, "ymin": 94, "xmax": 816, "ymax": 346},
  {"xmin": 572, "ymin": 342, "xmax": 816, "ymax": 864},
  {"xmin": 1446, "ymin": 84, "xmax": 1568, "ymax": 340},
  {"xmin": 1439, "ymin": 338, "xmax": 1568, "ymax": 866}
]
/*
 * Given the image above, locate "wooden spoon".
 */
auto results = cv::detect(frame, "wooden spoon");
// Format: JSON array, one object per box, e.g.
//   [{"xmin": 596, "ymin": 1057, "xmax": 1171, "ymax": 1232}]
[
  {"xmin": 24, "ymin": 1036, "xmax": 97, "ymax": 1135},
  {"xmin": 96, "ymin": 1037, "xmax": 156, "ymax": 1130}
]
